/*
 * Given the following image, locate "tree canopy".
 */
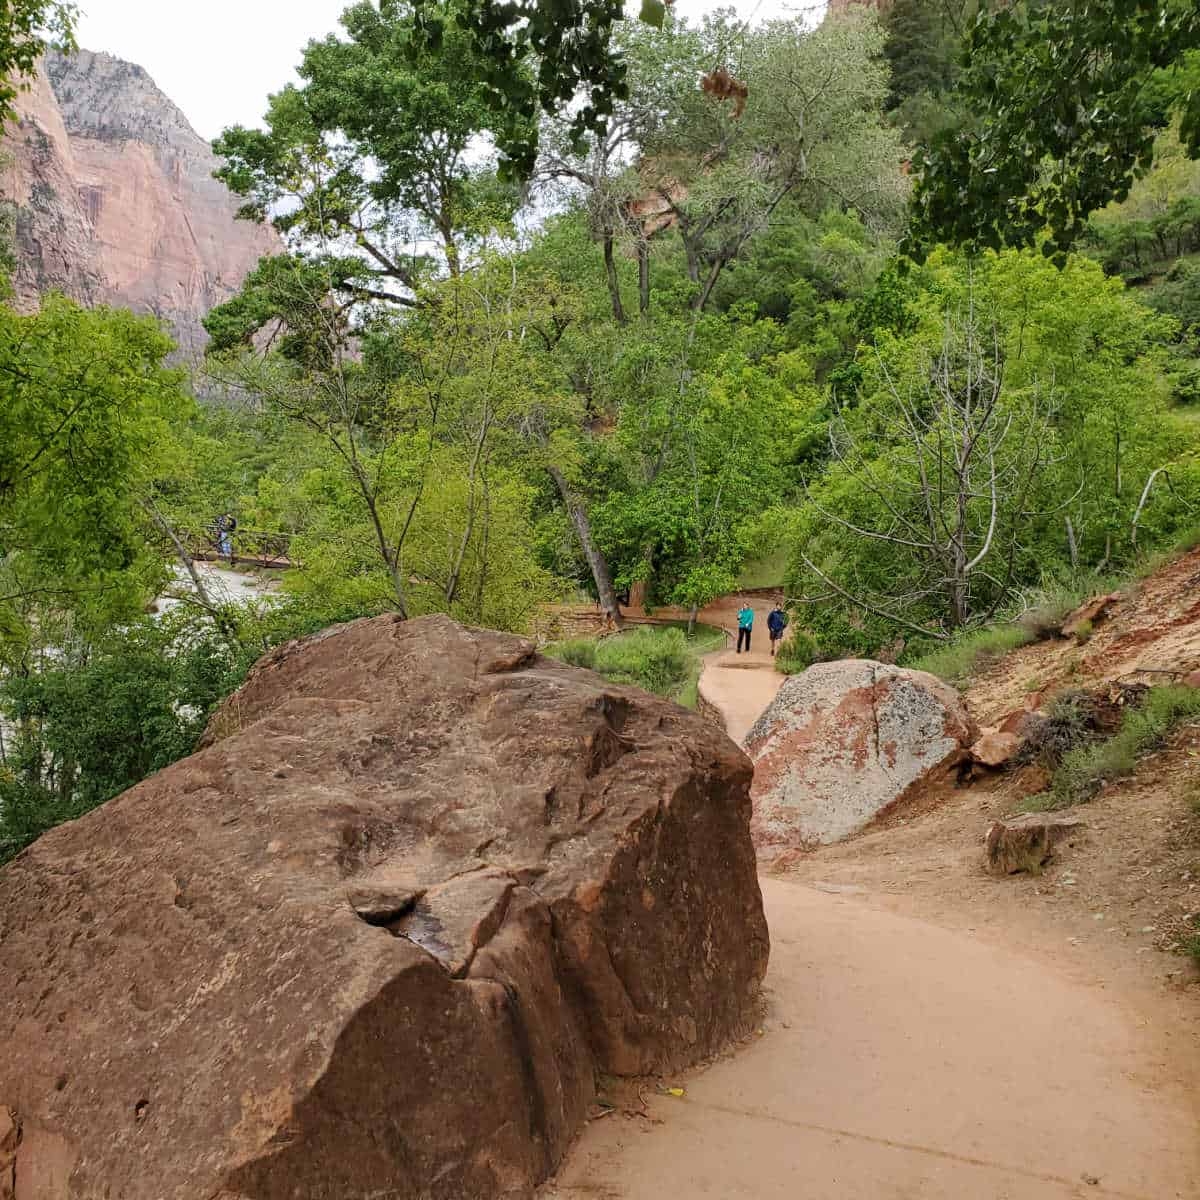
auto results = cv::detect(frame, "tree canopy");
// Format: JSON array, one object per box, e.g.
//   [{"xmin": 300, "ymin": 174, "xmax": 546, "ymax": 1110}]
[{"xmin": 913, "ymin": 0, "xmax": 1200, "ymax": 257}]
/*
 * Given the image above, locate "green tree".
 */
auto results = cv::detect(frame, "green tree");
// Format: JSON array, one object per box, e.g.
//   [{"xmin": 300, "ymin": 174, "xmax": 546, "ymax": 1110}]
[
  {"xmin": 880, "ymin": 0, "xmax": 976, "ymax": 149},
  {"xmin": 790, "ymin": 248, "xmax": 1191, "ymax": 652},
  {"xmin": 0, "ymin": 296, "xmax": 191, "ymax": 647},
  {"xmin": 0, "ymin": 0, "xmax": 75, "ymax": 127},
  {"xmin": 210, "ymin": 253, "xmax": 564, "ymax": 631},
  {"xmin": 914, "ymin": 1, "xmax": 1200, "ymax": 257},
  {"xmin": 214, "ymin": 0, "xmax": 527, "ymax": 304},
  {"xmin": 0, "ymin": 612, "xmax": 240, "ymax": 864},
  {"xmin": 411, "ymin": 0, "xmax": 631, "ymax": 179},
  {"xmin": 635, "ymin": 9, "xmax": 907, "ymax": 314}
]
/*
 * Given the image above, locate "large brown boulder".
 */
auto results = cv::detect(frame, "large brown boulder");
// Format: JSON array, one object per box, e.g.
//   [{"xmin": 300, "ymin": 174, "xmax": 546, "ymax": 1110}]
[
  {"xmin": 0, "ymin": 614, "xmax": 768, "ymax": 1200},
  {"xmin": 746, "ymin": 660, "xmax": 975, "ymax": 849}
]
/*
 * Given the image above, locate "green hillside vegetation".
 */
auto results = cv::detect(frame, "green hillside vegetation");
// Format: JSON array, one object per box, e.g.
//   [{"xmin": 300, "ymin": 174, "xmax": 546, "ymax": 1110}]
[{"xmin": 3, "ymin": 0, "xmax": 1200, "ymax": 858}]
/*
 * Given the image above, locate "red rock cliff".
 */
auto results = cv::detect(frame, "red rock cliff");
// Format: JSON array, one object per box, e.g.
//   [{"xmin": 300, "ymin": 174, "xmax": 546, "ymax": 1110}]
[{"xmin": 0, "ymin": 49, "xmax": 279, "ymax": 370}]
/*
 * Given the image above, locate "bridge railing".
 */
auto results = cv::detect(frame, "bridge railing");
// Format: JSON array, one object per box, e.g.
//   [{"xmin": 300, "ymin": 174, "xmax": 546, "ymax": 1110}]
[{"xmin": 180, "ymin": 527, "xmax": 295, "ymax": 569}]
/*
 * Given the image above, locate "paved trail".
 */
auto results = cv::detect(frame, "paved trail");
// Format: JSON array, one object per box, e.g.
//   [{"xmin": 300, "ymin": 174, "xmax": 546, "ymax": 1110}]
[{"xmin": 545, "ymin": 643, "xmax": 1200, "ymax": 1199}]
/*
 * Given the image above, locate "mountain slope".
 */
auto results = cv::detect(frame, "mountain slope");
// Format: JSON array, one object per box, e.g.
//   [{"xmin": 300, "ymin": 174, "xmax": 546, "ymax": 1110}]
[{"xmin": 0, "ymin": 49, "xmax": 279, "ymax": 367}]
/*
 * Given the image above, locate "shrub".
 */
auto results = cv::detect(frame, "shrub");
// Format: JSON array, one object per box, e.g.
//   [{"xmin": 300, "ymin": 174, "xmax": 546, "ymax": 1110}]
[
  {"xmin": 1181, "ymin": 917, "xmax": 1200, "ymax": 965},
  {"xmin": 1017, "ymin": 691, "xmax": 1100, "ymax": 771},
  {"xmin": 546, "ymin": 624, "xmax": 723, "ymax": 705},
  {"xmin": 1028, "ymin": 686, "xmax": 1200, "ymax": 810},
  {"xmin": 594, "ymin": 627, "xmax": 692, "ymax": 697},
  {"xmin": 775, "ymin": 631, "xmax": 819, "ymax": 676},
  {"xmin": 549, "ymin": 638, "xmax": 597, "ymax": 671},
  {"xmin": 0, "ymin": 613, "xmax": 242, "ymax": 865}
]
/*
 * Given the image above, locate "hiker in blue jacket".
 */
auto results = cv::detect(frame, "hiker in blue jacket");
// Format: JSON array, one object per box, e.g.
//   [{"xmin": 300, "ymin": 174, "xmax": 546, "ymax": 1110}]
[
  {"xmin": 767, "ymin": 604, "xmax": 788, "ymax": 656},
  {"xmin": 736, "ymin": 604, "xmax": 754, "ymax": 653}
]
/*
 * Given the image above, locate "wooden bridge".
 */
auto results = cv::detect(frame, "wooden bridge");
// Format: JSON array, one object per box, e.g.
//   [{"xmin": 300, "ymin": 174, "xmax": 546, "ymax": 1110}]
[{"xmin": 182, "ymin": 527, "xmax": 296, "ymax": 570}]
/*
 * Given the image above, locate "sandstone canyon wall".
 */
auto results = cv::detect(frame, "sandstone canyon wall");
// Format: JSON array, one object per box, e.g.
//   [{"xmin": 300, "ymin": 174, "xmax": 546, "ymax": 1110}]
[{"xmin": 0, "ymin": 49, "xmax": 279, "ymax": 371}]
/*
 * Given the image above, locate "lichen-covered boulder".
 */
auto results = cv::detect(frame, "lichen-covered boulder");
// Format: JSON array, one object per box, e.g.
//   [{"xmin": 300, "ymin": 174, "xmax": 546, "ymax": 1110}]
[
  {"xmin": 0, "ymin": 614, "xmax": 768, "ymax": 1200},
  {"xmin": 746, "ymin": 660, "xmax": 975, "ymax": 849}
]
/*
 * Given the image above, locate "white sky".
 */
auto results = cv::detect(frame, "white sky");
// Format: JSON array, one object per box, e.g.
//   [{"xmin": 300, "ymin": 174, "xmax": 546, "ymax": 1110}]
[{"xmin": 74, "ymin": 0, "xmax": 826, "ymax": 142}]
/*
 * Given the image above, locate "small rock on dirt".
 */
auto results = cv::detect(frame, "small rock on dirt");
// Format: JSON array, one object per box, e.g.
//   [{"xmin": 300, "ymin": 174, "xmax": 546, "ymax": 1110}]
[
  {"xmin": 985, "ymin": 813, "xmax": 1085, "ymax": 876},
  {"xmin": 971, "ymin": 728, "xmax": 1024, "ymax": 769},
  {"xmin": 1061, "ymin": 592, "xmax": 1123, "ymax": 639}
]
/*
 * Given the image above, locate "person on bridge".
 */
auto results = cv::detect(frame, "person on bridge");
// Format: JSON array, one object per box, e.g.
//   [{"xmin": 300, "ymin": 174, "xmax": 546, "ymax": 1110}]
[
  {"xmin": 216, "ymin": 512, "xmax": 238, "ymax": 562},
  {"xmin": 767, "ymin": 604, "xmax": 788, "ymax": 656},
  {"xmin": 736, "ymin": 604, "xmax": 754, "ymax": 653}
]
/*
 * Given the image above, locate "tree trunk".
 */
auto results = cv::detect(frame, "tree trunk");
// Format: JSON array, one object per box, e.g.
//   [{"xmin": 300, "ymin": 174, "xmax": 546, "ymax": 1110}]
[
  {"xmin": 638, "ymin": 240, "xmax": 650, "ymax": 322},
  {"xmin": 603, "ymin": 232, "xmax": 627, "ymax": 325},
  {"xmin": 141, "ymin": 500, "xmax": 239, "ymax": 648},
  {"xmin": 548, "ymin": 465, "xmax": 623, "ymax": 628},
  {"xmin": 687, "ymin": 602, "xmax": 699, "ymax": 637}
]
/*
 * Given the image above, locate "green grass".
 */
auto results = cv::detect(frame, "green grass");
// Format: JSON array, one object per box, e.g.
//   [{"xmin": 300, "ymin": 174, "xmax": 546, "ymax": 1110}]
[
  {"xmin": 1023, "ymin": 686, "xmax": 1200, "ymax": 811},
  {"xmin": 545, "ymin": 622, "xmax": 725, "ymax": 709},
  {"xmin": 1180, "ymin": 917, "xmax": 1200, "ymax": 965},
  {"xmin": 902, "ymin": 570, "xmax": 1136, "ymax": 685},
  {"xmin": 737, "ymin": 549, "xmax": 788, "ymax": 590},
  {"xmin": 907, "ymin": 624, "xmax": 1034, "ymax": 684}
]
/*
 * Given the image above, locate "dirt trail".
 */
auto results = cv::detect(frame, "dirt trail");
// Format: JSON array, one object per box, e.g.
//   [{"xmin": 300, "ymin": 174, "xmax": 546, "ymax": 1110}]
[
  {"xmin": 697, "ymin": 630, "xmax": 785, "ymax": 745},
  {"xmin": 546, "ymin": 588, "xmax": 1200, "ymax": 1199},
  {"xmin": 548, "ymin": 880, "xmax": 1199, "ymax": 1199}
]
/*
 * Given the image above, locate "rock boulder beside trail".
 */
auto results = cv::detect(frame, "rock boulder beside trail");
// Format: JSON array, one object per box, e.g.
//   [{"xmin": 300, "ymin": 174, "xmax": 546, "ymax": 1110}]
[
  {"xmin": 746, "ymin": 660, "xmax": 976, "ymax": 849},
  {"xmin": 985, "ymin": 813, "xmax": 1085, "ymax": 875},
  {"xmin": 0, "ymin": 614, "xmax": 768, "ymax": 1200}
]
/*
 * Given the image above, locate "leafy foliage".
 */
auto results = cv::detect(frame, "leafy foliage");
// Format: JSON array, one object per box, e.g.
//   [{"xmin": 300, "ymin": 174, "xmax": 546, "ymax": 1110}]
[
  {"xmin": 546, "ymin": 624, "xmax": 697, "ymax": 698},
  {"xmin": 774, "ymin": 630, "xmax": 818, "ymax": 676},
  {"xmin": 914, "ymin": 1, "xmax": 1200, "ymax": 258},
  {"xmin": 0, "ymin": 297, "xmax": 190, "ymax": 646},
  {"xmin": 0, "ymin": 0, "xmax": 75, "ymax": 127},
  {"xmin": 0, "ymin": 613, "xmax": 239, "ymax": 864},
  {"xmin": 214, "ymin": 0, "xmax": 527, "ymax": 301},
  {"xmin": 411, "ymin": 0, "xmax": 629, "ymax": 179},
  {"xmin": 789, "ymin": 247, "xmax": 1192, "ymax": 654}
]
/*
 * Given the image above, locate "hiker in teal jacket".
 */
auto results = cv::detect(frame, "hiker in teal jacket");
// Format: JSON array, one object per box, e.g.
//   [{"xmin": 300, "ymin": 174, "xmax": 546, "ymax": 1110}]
[{"xmin": 736, "ymin": 604, "xmax": 754, "ymax": 653}]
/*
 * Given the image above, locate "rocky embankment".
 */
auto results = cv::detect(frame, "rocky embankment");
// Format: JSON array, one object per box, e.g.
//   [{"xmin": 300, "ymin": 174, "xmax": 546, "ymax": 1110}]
[
  {"xmin": 0, "ymin": 49, "xmax": 278, "ymax": 371},
  {"xmin": 0, "ymin": 615, "xmax": 767, "ymax": 1199}
]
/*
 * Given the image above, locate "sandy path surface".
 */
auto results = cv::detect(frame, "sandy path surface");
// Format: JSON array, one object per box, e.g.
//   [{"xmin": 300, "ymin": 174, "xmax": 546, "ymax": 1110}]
[
  {"xmin": 546, "ymin": 610, "xmax": 1200, "ymax": 1200},
  {"xmin": 698, "ymin": 641, "xmax": 785, "ymax": 745},
  {"xmin": 548, "ymin": 879, "xmax": 1199, "ymax": 1200}
]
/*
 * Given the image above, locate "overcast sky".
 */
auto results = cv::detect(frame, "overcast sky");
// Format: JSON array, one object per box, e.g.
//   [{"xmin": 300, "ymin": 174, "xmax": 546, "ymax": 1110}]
[{"xmin": 74, "ymin": 0, "xmax": 825, "ymax": 141}]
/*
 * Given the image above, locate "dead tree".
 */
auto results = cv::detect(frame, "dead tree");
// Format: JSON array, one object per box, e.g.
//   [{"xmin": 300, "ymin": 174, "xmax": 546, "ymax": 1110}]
[{"xmin": 802, "ymin": 303, "xmax": 1060, "ymax": 640}]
